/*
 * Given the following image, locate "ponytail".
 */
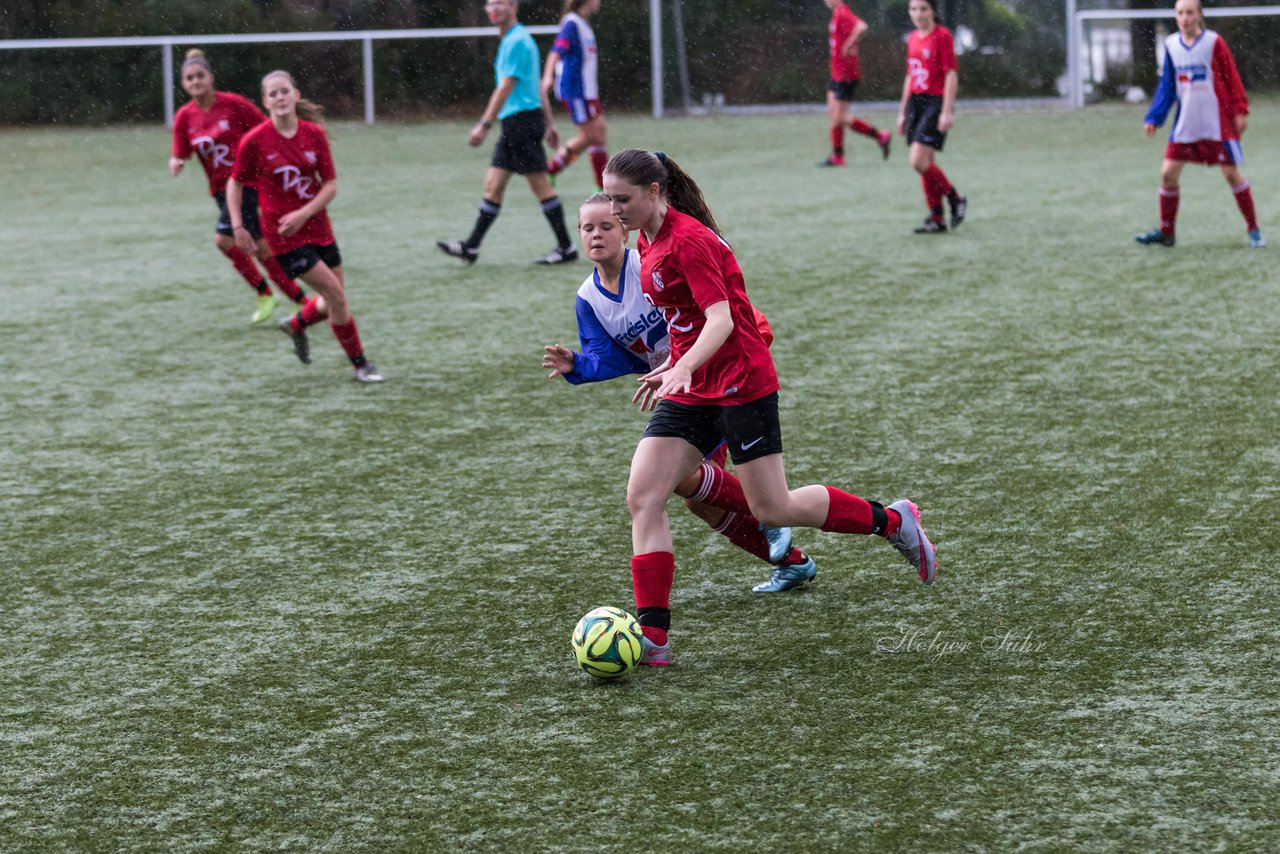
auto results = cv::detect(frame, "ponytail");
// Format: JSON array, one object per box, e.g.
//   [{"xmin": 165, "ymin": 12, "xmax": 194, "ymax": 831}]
[
  {"xmin": 181, "ymin": 48, "xmax": 213, "ymax": 75},
  {"xmin": 603, "ymin": 148, "xmax": 721, "ymax": 237}
]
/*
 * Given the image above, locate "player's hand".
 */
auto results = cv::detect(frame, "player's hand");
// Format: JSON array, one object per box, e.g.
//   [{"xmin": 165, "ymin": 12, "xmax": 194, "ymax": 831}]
[
  {"xmin": 168, "ymin": 157, "xmax": 185, "ymax": 177},
  {"xmin": 544, "ymin": 125, "xmax": 561, "ymax": 149},
  {"xmin": 233, "ymin": 227, "xmax": 257, "ymax": 255},
  {"xmin": 1235, "ymin": 114, "xmax": 1248, "ymax": 135},
  {"xmin": 896, "ymin": 113, "xmax": 907, "ymax": 137},
  {"xmin": 542, "ymin": 344, "xmax": 575, "ymax": 378},
  {"xmin": 938, "ymin": 110, "xmax": 954, "ymax": 133},
  {"xmin": 277, "ymin": 210, "xmax": 308, "ymax": 237},
  {"xmin": 1144, "ymin": 123, "xmax": 1156, "ymax": 138},
  {"xmin": 469, "ymin": 123, "xmax": 489, "ymax": 147}
]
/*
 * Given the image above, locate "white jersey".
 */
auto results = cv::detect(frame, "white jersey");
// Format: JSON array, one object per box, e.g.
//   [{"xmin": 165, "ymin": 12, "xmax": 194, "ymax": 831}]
[
  {"xmin": 573, "ymin": 248, "xmax": 669, "ymax": 378},
  {"xmin": 553, "ymin": 12, "xmax": 599, "ymax": 102}
]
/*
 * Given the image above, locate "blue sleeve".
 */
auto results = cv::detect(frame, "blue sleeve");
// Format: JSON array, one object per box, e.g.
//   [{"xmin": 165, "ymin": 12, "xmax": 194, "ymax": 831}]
[
  {"xmin": 553, "ymin": 20, "xmax": 580, "ymax": 57},
  {"xmin": 563, "ymin": 295, "xmax": 649, "ymax": 384},
  {"xmin": 1145, "ymin": 51, "xmax": 1177, "ymax": 128}
]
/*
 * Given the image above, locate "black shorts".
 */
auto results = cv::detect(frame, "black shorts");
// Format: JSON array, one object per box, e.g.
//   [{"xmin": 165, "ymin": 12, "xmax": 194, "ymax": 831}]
[
  {"xmin": 905, "ymin": 94, "xmax": 947, "ymax": 151},
  {"xmin": 642, "ymin": 392, "xmax": 784, "ymax": 466},
  {"xmin": 492, "ymin": 109, "xmax": 548, "ymax": 175},
  {"xmin": 827, "ymin": 79, "xmax": 860, "ymax": 101},
  {"xmin": 214, "ymin": 187, "xmax": 263, "ymax": 239},
  {"xmin": 276, "ymin": 242, "xmax": 342, "ymax": 279}
]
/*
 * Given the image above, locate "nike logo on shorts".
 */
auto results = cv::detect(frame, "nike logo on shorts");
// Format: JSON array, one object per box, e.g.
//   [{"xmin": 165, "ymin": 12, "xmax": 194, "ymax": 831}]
[{"xmin": 741, "ymin": 437, "xmax": 764, "ymax": 451}]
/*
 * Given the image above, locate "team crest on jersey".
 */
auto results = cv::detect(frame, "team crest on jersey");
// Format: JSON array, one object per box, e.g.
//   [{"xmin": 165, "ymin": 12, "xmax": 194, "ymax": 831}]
[
  {"xmin": 923, "ymin": 48, "xmax": 931, "ymax": 59},
  {"xmin": 304, "ymin": 150, "xmax": 317, "ymax": 164},
  {"xmin": 651, "ymin": 269, "xmax": 665, "ymax": 291},
  {"xmin": 218, "ymin": 119, "xmax": 230, "ymax": 131}
]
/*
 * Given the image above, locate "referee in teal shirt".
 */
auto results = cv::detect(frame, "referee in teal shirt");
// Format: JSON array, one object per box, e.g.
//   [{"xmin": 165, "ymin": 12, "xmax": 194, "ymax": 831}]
[{"xmin": 437, "ymin": 0, "xmax": 578, "ymax": 266}]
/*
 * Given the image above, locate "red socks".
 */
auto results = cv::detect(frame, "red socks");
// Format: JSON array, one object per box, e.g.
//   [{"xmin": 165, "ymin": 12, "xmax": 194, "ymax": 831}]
[
  {"xmin": 262, "ymin": 256, "xmax": 305, "ymax": 303},
  {"xmin": 714, "ymin": 512, "xmax": 803, "ymax": 566},
  {"xmin": 920, "ymin": 165, "xmax": 954, "ymax": 220},
  {"xmin": 1159, "ymin": 187, "xmax": 1180, "ymax": 236},
  {"xmin": 1232, "ymin": 182, "xmax": 1258, "ymax": 231},
  {"xmin": 290, "ymin": 295, "xmax": 328, "ymax": 332},
  {"xmin": 588, "ymin": 146, "xmax": 608, "ymax": 189},
  {"xmin": 631, "ymin": 551, "xmax": 675, "ymax": 645},
  {"xmin": 220, "ymin": 246, "xmax": 267, "ymax": 292},
  {"xmin": 850, "ymin": 117, "xmax": 878, "ymax": 138},
  {"xmin": 830, "ymin": 125, "xmax": 845, "ymax": 155},
  {"xmin": 819, "ymin": 487, "xmax": 900, "ymax": 537},
  {"xmin": 329, "ymin": 318, "xmax": 367, "ymax": 366},
  {"xmin": 690, "ymin": 463, "xmax": 753, "ymax": 515}
]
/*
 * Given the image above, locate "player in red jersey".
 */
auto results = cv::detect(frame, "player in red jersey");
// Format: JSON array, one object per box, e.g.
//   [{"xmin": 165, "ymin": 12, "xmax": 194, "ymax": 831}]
[
  {"xmin": 820, "ymin": 0, "xmax": 891, "ymax": 167},
  {"xmin": 169, "ymin": 49, "xmax": 307, "ymax": 324},
  {"xmin": 226, "ymin": 70, "xmax": 383, "ymax": 383},
  {"xmin": 896, "ymin": 0, "xmax": 967, "ymax": 233},
  {"xmin": 602, "ymin": 149, "xmax": 937, "ymax": 666}
]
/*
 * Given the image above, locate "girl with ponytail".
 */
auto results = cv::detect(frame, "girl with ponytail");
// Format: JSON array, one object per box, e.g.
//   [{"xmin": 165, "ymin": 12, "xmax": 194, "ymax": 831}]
[
  {"xmin": 168, "ymin": 49, "xmax": 307, "ymax": 324},
  {"xmin": 602, "ymin": 149, "xmax": 937, "ymax": 666},
  {"xmin": 226, "ymin": 70, "xmax": 383, "ymax": 383}
]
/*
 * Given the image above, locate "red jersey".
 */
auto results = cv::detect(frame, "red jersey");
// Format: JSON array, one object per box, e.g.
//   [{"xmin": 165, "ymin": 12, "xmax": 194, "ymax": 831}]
[
  {"xmin": 637, "ymin": 209, "xmax": 779, "ymax": 407},
  {"xmin": 171, "ymin": 91, "xmax": 266, "ymax": 197},
  {"xmin": 231, "ymin": 120, "xmax": 337, "ymax": 255},
  {"xmin": 829, "ymin": 5, "xmax": 863, "ymax": 82},
  {"xmin": 906, "ymin": 25, "xmax": 958, "ymax": 96}
]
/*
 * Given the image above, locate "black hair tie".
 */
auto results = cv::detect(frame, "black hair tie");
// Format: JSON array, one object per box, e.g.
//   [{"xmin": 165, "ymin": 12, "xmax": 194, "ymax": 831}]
[{"xmin": 653, "ymin": 150, "xmax": 668, "ymax": 164}]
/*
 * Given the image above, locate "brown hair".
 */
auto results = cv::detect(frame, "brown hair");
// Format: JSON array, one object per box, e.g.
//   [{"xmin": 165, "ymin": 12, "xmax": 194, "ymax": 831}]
[
  {"xmin": 578, "ymin": 191, "xmax": 621, "ymax": 228},
  {"xmin": 181, "ymin": 48, "xmax": 213, "ymax": 75},
  {"xmin": 562, "ymin": 0, "xmax": 593, "ymax": 15},
  {"xmin": 603, "ymin": 149, "xmax": 721, "ymax": 237},
  {"xmin": 261, "ymin": 69, "xmax": 325, "ymax": 126}
]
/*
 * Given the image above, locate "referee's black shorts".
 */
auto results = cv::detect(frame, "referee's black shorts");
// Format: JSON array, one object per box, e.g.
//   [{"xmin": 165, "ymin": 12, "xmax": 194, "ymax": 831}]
[{"xmin": 491, "ymin": 109, "xmax": 549, "ymax": 175}]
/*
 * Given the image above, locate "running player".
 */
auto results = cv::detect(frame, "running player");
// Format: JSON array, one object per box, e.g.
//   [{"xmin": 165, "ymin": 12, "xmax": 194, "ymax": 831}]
[
  {"xmin": 169, "ymin": 49, "xmax": 306, "ymax": 324},
  {"xmin": 437, "ymin": 0, "xmax": 578, "ymax": 266},
  {"xmin": 541, "ymin": 0, "xmax": 610, "ymax": 190},
  {"xmin": 1136, "ymin": 0, "xmax": 1263, "ymax": 248},
  {"xmin": 819, "ymin": 0, "xmax": 891, "ymax": 167},
  {"xmin": 602, "ymin": 150, "xmax": 936, "ymax": 666},
  {"xmin": 542, "ymin": 194, "xmax": 819, "ymax": 594},
  {"xmin": 896, "ymin": 0, "xmax": 967, "ymax": 234},
  {"xmin": 226, "ymin": 70, "xmax": 383, "ymax": 383}
]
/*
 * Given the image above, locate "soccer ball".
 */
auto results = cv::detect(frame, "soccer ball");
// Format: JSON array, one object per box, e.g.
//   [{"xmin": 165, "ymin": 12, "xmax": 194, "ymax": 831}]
[{"xmin": 571, "ymin": 606, "xmax": 643, "ymax": 679}]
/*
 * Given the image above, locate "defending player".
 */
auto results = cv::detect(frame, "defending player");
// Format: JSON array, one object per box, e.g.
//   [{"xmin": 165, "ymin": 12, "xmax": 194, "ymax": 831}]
[
  {"xmin": 603, "ymin": 149, "xmax": 936, "ymax": 667},
  {"xmin": 168, "ymin": 49, "xmax": 306, "ymax": 324},
  {"xmin": 541, "ymin": 0, "xmax": 610, "ymax": 190},
  {"xmin": 542, "ymin": 194, "xmax": 819, "ymax": 594},
  {"xmin": 437, "ymin": 0, "xmax": 578, "ymax": 266},
  {"xmin": 820, "ymin": 0, "xmax": 891, "ymax": 167},
  {"xmin": 226, "ymin": 70, "xmax": 383, "ymax": 383},
  {"xmin": 896, "ymin": 0, "xmax": 967, "ymax": 234},
  {"xmin": 1136, "ymin": 0, "xmax": 1263, "ymax": 248}
]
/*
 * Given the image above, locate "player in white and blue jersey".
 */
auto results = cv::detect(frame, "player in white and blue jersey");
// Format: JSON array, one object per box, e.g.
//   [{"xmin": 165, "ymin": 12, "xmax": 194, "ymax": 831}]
[
  {"xmin": 540, "ymin": 0, "xmax": 610, "ymax": 190},
  {"xmin": 542, "ymin": 195, "xmax": 817, "ymax": 594},
  {"xmin": 1136, "ymin": 0, "xmax": 1262, "ymax": 248}
]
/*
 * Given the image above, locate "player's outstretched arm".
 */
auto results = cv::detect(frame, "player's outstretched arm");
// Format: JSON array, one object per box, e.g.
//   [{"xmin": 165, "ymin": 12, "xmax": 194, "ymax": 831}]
[{"xmin": 543, "ymin": 344, "xmax": 576, "ymax": 378}]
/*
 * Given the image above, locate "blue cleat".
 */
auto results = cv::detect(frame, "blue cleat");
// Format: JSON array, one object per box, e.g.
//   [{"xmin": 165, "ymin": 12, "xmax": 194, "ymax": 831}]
[
  {"xmin": 1249, "ymin": 229, "xmax": 1266, "ymax": 248},
  {"xmin": 887, "ymin": 499, "xmax": 937, "ymax": 585},
  {"xmin": 760, "ymin": 525, "xmax": 793, "ymax": 565},
  {"xmin": 752, "ymin": 556, "xmax": 817, "ymax": 593},
  {"xmin": 1135, "ymin": 227, "xmax": 1174, "ymax": 247}
]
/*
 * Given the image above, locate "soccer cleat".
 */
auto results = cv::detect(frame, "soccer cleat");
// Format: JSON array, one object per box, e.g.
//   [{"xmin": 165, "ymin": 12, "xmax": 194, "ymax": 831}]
[
  {"xmin": 752, "ymin": 556, "xmax": 818, "ymax": 594},
  {"xmin": 437, "ymin": 240, "xmax": 479, "ymax": 264},
  {"xmin": 535, "ymin": 245, "xmax": 578, "ymax": 265},
  {"xmin": 818, "ymin": 154, "xmax": 846, "ymax": 167},
  {"xmin": 251, "ymin": 293, "xmax": 278, "ymax": 324},
  {"xmin": 1249, "ymin": 229, "xmax": 1266, "ymax": 248},
  {"xmin": 639, "ymin": 636, "xmax": 671, "ymax": 667},
  {"xmin": 279, "ymin": 317, "xmax": 311, "ymax": 365},
  {"xmin": 949, "ymin": 194, "xmax": 968, "ymax": 229},
  {"xmin": 887, "ymin": 499, "xmax": 936, "ymax": 585},
  {"xmin": 352, "ymin": 363, "xmax": 384, "ymax": 383},
  {"xmin": 1135, "ymin": 228, "xmax": 1175, "ymax": 247},
  {"xmin": 913, "ymin": 218, "xmax": 947, "ymax": 234},
  {"xmin": 760, "ymin": 524, "xmax": 794, "ymax": 565},
  {"xmin": 878, "ymin": 132, "xmax": 892, "ymax": 160}
]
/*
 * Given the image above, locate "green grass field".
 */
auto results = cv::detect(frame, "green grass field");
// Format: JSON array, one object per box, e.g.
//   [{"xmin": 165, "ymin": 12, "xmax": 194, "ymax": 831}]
[{"xmin": 3, "ymin": 105, "xmax": 1279, "ymax": 851}]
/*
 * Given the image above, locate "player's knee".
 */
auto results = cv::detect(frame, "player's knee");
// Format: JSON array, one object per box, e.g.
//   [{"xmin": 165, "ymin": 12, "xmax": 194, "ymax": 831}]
[{"xmin": 214, "ymin": 234, "xmax": 235, "ymax": 252}]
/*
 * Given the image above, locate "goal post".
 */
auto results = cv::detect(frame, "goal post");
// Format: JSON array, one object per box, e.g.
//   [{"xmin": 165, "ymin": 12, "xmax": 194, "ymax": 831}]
[{"xmin": 1067, "ymin": 5, "xmax": 1280, "ymax": 108}]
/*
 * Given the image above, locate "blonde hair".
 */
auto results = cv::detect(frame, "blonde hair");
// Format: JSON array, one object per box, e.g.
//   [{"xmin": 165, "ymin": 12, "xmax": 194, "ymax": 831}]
[
  {"xmin": 181, "ymin": 48, "xmax": 213, "ymax": 75},
  {"xmin": 261, "ymin": 69, "xmax": 326, "ymax": 125}
]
